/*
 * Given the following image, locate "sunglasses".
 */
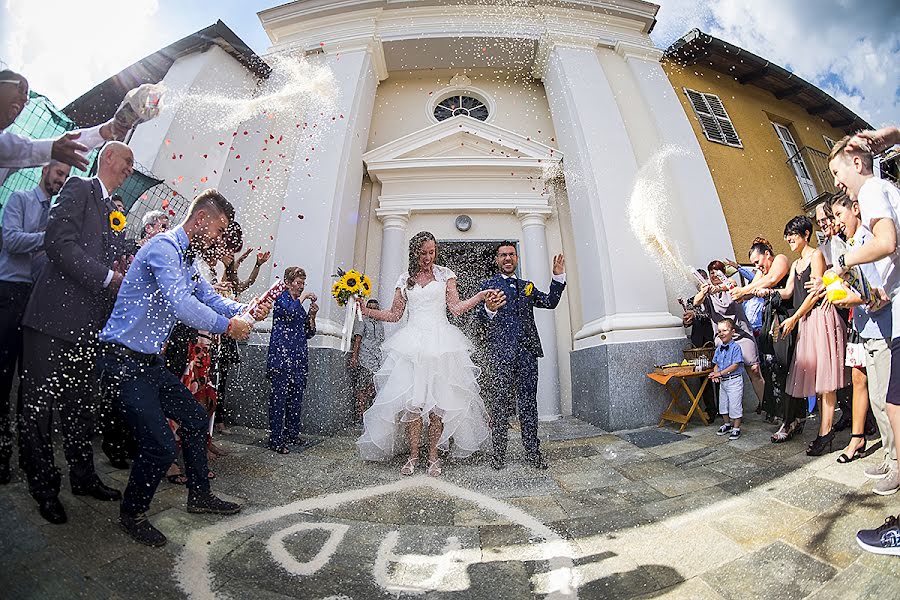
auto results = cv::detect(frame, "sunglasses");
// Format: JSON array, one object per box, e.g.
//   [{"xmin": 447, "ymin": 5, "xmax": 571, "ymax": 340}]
[{"xmin": 0, "ymin": 79, "xmax": 29, "ymax": 105}]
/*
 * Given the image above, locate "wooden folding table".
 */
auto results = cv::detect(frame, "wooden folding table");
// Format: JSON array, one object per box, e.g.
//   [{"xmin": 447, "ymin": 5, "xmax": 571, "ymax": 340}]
[{"xmin": 648, "ymin": 367, "xmax": 714, "ymax": 433}]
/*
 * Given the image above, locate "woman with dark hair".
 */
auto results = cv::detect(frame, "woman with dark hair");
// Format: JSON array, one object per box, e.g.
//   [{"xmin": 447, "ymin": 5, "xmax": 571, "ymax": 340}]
[
  {"xmin": 761, "ymin": 215, "xmax": 847, "ymax": 453},
  {"xmin": 356, "ymin": 231, "xmax": 500, "ymax": 476},
  {"xmin": 731, "ymin": 237, "xmax": 792, "ymax": 419}
]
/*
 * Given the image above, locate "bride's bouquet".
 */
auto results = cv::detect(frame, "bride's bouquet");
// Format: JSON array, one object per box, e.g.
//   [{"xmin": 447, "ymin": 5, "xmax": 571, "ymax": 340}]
[{"xmin": 332, "ymin": 268, "xmax": 372, "ymax": 352}]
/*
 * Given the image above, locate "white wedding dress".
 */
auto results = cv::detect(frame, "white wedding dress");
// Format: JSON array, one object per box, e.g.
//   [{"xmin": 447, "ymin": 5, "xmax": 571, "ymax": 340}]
[{"xmin": 356, "ymin": 265, "xmax": 490, "ymax": 461}]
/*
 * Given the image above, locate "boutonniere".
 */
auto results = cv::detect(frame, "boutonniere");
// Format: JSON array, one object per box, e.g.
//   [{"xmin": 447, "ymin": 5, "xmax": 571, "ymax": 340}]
[
  {"xmin": 524, "ymin": 282, "xmax": 534, "ymax": 297},
  {"xmin": 109, "ymin": 210, "xmax": 126, "ymax": 232}
]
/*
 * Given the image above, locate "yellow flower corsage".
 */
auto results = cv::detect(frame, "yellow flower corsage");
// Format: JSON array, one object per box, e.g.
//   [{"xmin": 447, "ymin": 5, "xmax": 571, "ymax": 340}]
[
  {"xmin": 524, "ymin": 282, "xmax": 534, "ymax": 297},
  {"xmin": 109, "ymin": 210, "xmax": 126, "ymax": 232}
]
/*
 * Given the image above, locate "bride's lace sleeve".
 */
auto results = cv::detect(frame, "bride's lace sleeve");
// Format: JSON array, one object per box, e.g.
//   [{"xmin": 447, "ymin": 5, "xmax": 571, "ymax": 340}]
[
  {"xmin": 435, "ymin": 264, "xmax": 456, "ymax": 282},
  {"xmin": 395, "ymin": 272, "xmax": 410, "ymax": 298}
]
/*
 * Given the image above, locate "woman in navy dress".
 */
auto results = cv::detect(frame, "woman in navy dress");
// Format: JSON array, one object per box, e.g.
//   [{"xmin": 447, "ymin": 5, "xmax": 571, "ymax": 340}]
[{"xmin": 266, "ymin": 266, "xmax": 318, "ymax": 453}]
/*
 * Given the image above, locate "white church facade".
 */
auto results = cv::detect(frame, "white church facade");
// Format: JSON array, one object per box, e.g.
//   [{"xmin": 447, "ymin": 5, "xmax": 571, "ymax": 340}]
[{"xmin": 124, "ymin": 0, "xmax": 734, "ymax": 432}]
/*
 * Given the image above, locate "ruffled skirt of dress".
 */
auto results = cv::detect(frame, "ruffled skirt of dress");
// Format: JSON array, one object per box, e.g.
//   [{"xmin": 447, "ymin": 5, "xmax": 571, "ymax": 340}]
[
  {"xmin": 356, "ymin": 320, "xmax": 490, "ymax": 461},
  {"xmin": 786, "ymin": 303, "xmax": 847, "ymax": 397}
]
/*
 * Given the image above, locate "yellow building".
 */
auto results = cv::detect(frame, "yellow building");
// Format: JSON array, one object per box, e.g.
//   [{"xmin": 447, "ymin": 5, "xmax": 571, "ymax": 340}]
[{"xmin": 663, "ymin": 29, "xmax": 870, "ymax": 258}]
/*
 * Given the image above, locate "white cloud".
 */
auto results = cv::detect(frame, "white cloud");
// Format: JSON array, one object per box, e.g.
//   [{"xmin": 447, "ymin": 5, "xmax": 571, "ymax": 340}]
[
  {"xmin": 653, "ymin": 0, "xmax": 900, "ymax": 128},
  {"xmin": 2, "ymin": 0, "xmax": 161, "ymax": 108}
]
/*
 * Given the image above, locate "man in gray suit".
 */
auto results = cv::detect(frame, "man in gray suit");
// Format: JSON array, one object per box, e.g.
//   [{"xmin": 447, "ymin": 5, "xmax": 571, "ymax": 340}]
[{"xmin": 19, "ymin": 142, "xmax": 133, "ymax": 524}]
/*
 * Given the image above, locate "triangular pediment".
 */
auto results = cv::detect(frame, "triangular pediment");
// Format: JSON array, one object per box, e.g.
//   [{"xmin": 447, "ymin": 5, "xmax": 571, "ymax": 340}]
[{"xmin": 363, "ymin": 115, "xmax": 561, "ymax": 166}]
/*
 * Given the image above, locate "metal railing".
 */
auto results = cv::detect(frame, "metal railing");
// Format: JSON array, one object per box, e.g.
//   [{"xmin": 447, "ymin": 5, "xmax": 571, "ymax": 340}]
[{"xmin": 786, "ymin": 146, "xmax": 838, "ymax": 210}]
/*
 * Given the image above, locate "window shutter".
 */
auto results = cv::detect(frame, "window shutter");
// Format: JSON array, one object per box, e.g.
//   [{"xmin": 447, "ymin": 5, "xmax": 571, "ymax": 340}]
[{"xmin": 683, "ymin": 88, "xmax": 742, "ymax": 148}]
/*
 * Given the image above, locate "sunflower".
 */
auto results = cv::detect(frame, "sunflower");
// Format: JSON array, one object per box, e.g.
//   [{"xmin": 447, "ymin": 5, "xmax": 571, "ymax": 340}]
[
  {"xmin": 343, "ymin": 270, "xmax": 361, "ymax": 294},
  {"xmin": 524, "ymin": 282, "xmax": 534, "ymax": 297},
  {"xmin": 109, "ymin": 210, "xmax": 126, "ymax": 232},
  {"xmin": 360, "ymin": 275, "xmax": 372, "ymax": 297}
]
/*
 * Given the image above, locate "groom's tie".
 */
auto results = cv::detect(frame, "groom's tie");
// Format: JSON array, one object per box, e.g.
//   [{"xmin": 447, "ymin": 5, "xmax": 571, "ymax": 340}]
[{"xmin": 506, "ymin": 276, "xmax": 517, "ymax": 297}]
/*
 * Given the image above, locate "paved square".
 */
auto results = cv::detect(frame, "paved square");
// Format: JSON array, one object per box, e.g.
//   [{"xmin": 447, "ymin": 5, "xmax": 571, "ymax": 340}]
[{"xmin": 1, "ymin": 414, "xmax": 898, "ymax": 599}]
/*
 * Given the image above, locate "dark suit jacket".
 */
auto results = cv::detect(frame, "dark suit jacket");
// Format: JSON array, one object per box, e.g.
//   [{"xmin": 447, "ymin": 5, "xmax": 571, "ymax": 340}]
[
  {"xmin": 22, "ymin": 177, "xmax": 116, "ymax": 344},
  {"xmin": 477, "ymin": 275, "xmax": 565, "ymax": 360}
]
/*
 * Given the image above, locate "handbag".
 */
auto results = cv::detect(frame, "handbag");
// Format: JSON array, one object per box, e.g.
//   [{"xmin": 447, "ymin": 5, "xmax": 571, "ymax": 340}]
[{"xmin": 845, "ymin": 328, "xmax": 866, "ymax": 368}]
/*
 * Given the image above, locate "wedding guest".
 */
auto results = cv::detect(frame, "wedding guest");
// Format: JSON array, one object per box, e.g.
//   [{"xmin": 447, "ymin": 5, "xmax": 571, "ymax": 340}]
[
  {"xmin": 138, "ymin": 210, "xmax": 169, "ymax": 248},
  {"xmin": 693, "ymin": 261, "xmax": 765, "ymax": 409},
  {"xmin": 710, "ymin": 319, "xmax": 744, "ymax": 440},
  {"xmin": 763, "ymin": 216, "xmax": 847, "ymax": 454},
  {"xmin": 829, "ymin": 194, "xmax": 892, "ymax": 468},
  {"xmin": 223, "ymin": 247, "xmax": 271, "ymax": 297},
  {"xmin": 830, "ymin": 134, "xmax": 900, "ymax": 495},
  {"xmin": 731, "ymin": 238, "xmax": 791, "ymax": 419},
  {"xmin": 0, "ymin": 69, "xmax": 128, "ymax": 184},
  {"xmin": 266, "ymin": 266, "xmax": 317, "ymax": 453},
  {"xmin": 349, "ymin": 298, "xmax": 385, "ymax": 420},
  {"xmin": 18, "ymin": 143, "xmax": 133, "ymax": 524},
  {"xmin": 98, "ymin": 189, "xmax": 270, "ymax": 547},
  {"xmin": 0, "ymin": 160, "xmax": 70, "ymax": 484}
]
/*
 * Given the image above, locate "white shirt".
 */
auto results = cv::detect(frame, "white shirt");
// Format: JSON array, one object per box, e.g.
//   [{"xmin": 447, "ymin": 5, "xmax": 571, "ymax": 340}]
[
  {"xmin": 0, "ymin": 124, "xmax": 106, "ymax": 186},
  {"xmin": 92, "ymin": 176, "xmax": 115, "ymax": 289},
  {"xmin": 857, "ymin": 177, "xmax": 900, "ymax": 296}
]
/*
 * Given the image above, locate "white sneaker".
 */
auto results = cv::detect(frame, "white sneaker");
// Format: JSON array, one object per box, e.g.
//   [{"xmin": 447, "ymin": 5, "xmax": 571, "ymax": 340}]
[
  {"xmin": 874, "ymin": 470, "xmax": 899, "ymax": 496},
  {"xmin": 865, "ymin": 460, "xmax": 892, "ymax": 480}
]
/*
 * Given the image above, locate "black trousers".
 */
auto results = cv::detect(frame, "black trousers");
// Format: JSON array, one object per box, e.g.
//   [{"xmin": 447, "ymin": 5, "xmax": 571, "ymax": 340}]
[
  {"xmin": 489, "ymin": 350, "xmax": 540, "ymax": 460},
  {"xmin": 0, "ymin": 281, "xmax": 31, "ymax": 465},
  {"xmin": 98, "ymin": 351, "xmax": 210, "ymax": 515},
  {"xmin": 20, "ymin": 328, "xmax": 99, "ymax": 500}
]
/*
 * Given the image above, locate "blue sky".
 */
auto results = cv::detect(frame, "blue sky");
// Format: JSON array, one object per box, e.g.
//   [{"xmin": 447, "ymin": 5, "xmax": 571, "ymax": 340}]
[{"xmin": 1, "ymin": 0, "xmax": 897, "ymax": 127}]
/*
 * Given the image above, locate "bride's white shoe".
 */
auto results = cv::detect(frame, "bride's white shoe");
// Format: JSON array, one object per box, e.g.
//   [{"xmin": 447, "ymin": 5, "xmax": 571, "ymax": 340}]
[
  {"xmin": 426, "ymin": 459, "xmax": 442, "ymax": 477},
  {"xmin": 400, "ymin": 457, "xmax": 418, "ymax": 476}
]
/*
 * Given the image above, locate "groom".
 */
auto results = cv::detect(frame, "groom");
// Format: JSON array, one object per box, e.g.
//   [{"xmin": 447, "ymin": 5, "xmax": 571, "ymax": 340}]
[{"xmin": 479, "ymin": 242, "xmax": 566, "ymax": 470}]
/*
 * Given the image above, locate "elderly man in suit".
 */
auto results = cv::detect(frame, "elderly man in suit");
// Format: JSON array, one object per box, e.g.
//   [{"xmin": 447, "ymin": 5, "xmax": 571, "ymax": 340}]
[
  {"xmin": 18, "ymin": 141, "xmax": 133, "ymax": 524},
  {"xmin": 478, "ymin": 242, "xmax": 566, "ymax": 471}
]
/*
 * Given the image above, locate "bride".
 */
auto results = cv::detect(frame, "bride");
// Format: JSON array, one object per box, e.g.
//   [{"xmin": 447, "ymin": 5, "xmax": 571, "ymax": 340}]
[{"xmin": 356, "ymin": 231, "xmax": 499, "ymax": 476}]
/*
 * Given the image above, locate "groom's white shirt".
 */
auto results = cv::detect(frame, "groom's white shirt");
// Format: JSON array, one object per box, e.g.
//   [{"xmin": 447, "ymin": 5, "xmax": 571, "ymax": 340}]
[{"xmin": 484, "ymin": 272, "xmax": 566, "ymax": 318}]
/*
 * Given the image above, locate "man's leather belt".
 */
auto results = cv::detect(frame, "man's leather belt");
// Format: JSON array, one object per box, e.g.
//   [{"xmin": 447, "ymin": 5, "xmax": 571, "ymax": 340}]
[{"xmin": 103, "ymin": 342, "xmax": 158, "ymax": 365}]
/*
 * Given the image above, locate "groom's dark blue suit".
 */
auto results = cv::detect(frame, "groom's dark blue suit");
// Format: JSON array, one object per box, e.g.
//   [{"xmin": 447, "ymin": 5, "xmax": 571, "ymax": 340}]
[{"xmin": 477, "ymin": 274, "xmax": 565, "ymax": 462}]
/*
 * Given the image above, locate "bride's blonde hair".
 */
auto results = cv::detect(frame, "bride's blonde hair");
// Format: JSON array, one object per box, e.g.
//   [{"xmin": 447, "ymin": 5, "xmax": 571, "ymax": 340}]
[{"xmin": 406, "ymin": 231, "xmax": 437, "ymax": 289}]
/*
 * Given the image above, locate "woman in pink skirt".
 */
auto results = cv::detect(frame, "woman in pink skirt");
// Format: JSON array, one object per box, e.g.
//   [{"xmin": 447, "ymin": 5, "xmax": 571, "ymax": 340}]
[{"xmin": 765, "ymin": 215, "xmax": 846, "ymax": 456}]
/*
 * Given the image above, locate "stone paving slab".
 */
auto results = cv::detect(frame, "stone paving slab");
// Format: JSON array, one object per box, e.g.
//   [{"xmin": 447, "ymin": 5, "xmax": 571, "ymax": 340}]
[{"xmin": 2, "ymin": 414, "xmax": 898, "ymax": 599}]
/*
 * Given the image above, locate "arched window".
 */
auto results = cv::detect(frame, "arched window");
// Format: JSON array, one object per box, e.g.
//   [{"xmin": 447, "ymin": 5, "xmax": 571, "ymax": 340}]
[{"xmin": 433, "ymin": 95, "xmax": 489, "ymax": 122}]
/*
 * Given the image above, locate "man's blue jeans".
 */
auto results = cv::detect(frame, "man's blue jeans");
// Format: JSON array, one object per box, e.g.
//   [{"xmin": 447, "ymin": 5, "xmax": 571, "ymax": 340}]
[{"xmin": 98, "ymin": 351, "xmax": 210, "ymax": 515}]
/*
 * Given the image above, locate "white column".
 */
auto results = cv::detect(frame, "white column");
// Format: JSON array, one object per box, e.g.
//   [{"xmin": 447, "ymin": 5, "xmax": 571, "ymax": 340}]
[
  {"xmin": 541, "ymin": 42, "xmax": 682, "ymax": 347},
  {"xmin": 376, "ymin": 211, "xmax": 409, "ymax": 334},
  {"xmin": 270, "ymin": 41, "xmax": 386, "ymax": 347},
  {"xmin": 517, "ymin": 209, "xmax": 561, "ymax": 420},
  {"xmin": 616, "ymin": 42, "xmax": 734, "ymax": 266}
]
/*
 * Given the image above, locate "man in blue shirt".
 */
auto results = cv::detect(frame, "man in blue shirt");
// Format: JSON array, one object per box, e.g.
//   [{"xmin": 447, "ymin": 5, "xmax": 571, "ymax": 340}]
[
  {"xmin": 0, "ymin": 160, "xmax": 69, "ymax": 484},
  {"xmin": 99, "ymin": 189, "xmax": 272, "ymax": 547}
]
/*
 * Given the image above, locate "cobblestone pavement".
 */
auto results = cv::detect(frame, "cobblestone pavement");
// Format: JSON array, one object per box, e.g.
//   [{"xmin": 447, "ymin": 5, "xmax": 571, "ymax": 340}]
[{"xmin": 2, "ymin": 413, "xmax": 899, "ymax": 599}]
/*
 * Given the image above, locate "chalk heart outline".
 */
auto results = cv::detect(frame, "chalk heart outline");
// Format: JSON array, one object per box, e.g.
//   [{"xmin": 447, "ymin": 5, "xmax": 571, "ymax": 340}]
[{"xmin": 175, "ymin": 475, "xmax": 579, "ymax": 600}]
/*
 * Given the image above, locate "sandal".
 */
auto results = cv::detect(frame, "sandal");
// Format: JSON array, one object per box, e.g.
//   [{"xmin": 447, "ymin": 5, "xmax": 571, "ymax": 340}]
[
  {"xmin": 400, "ymin": 457, "xmax": 418, "ymax": 476},
  {"xmin": 426, "ymin": 459, "xmax": 442, "ymax": 477},
  {"xmin": 771, "ymin": 423, "xmax": 792, "ymax": 443},
  {"xmin": 167, "ymin": 473, "xmax": 188, "ymax": 485},
  {"xmin": 837, "ymin": 433, "xmax": 867, "ymax": 463}
]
